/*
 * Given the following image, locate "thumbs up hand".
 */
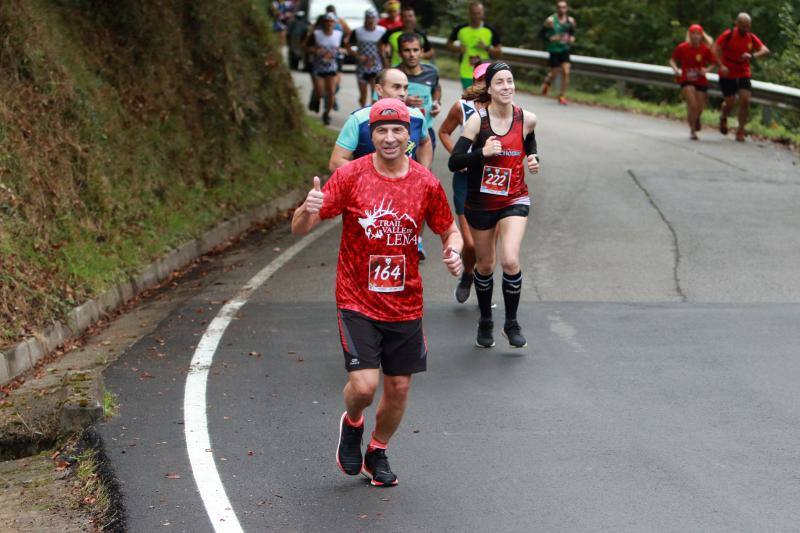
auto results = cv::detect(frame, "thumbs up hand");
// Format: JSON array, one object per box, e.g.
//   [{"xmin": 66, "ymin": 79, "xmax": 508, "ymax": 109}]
[
  {"xmin": 305, "ymin": 176, "xmax": 324, "ymax": 214},
  {"xmin": 442, "ymin": 245, "xmax": 463, "ymax": 277}
]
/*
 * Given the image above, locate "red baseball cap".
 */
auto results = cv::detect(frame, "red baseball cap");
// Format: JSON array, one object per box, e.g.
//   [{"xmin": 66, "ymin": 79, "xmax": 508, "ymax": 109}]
[
  {"xmin": 688, "ymin": 24, "xmax": 704, "ymax": 34},
  {"xmin": 369, "ymin": 98, "xmax": 411, "ymax": 131}
]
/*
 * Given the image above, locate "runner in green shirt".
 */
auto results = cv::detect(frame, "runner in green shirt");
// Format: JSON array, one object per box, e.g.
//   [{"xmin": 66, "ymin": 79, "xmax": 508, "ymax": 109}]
[
  {"xmin": 446, "ymin": 2, "xmax": 502, "ymax": 89},
  {"xmin": 380, "ymin": 6, "xmax": 433, "ymax": 68},
  {"xmin": 540, "ymin": 0, "xmax": 576, "ymax": 105}
]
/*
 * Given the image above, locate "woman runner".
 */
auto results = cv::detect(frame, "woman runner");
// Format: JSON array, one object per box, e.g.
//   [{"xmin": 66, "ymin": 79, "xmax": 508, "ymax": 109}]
[
  {"xmin": 447, "ymin": 61, "xmax": 540, "ymax": 348},
  {"xmin": 306, "ymin": 13, "xmax": 345, "ymax": 125},
  {"xmin": 669, "ymin": 24, "xmax": 717, "ymax": 140},
  {"xmin": 438, "ymin": 61, "xmax": 490, "ymax": 303}
]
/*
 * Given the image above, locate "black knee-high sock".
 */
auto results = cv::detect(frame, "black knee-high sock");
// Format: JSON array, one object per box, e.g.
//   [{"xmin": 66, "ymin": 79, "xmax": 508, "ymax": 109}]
[
  {"xmin": 502, "ymin": 271, "xmax": 522, "ymax": 322},
  {"xmin": 474, "ymin": 271, "xmax": 494, "ymax": 320}
]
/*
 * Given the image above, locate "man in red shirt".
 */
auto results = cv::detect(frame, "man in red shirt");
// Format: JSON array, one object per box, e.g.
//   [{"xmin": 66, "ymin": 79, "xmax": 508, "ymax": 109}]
[
  {"xmin": 378, "ymin": 1, "xmax": 402, "ymax": 32},
  {"xmin": 292, "ymin": 99, "xmax": 463, "ymax": 487},
  {"xmin": 712, "ymin": 12, "xmax": 770, "ymax": 142}
]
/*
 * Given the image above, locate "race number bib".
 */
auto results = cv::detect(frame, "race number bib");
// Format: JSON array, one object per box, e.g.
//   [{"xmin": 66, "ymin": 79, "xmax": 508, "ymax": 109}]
[
  {"xmin": 480, "ymin": 165, "xmax": 512, "ymax": 196},
  {"xmin": 687, "ymin": 68, "xmax": 699, "ymax": 81},
  {"xmin": 368, "ymin": 255, "xmax": 405, "ymax": 293}
]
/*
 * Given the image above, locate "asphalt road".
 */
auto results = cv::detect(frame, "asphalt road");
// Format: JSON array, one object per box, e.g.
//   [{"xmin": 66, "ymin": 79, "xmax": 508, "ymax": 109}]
[{"xmin": 98, "ymin": 70, "xmax": 800, "ymax": 532}]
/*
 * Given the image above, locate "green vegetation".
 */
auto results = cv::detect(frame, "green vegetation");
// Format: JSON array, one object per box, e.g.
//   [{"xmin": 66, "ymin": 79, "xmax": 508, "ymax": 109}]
[
  {"xmin": 102, "ymin": 389, "xmax": 117, "ymax": 418},
  {"xmin": 419, "ymin": 0, "xmax": 799, "ymax": 137},
  {"xmin": 74, "ymin": 448, "xmax": 113, "ymax": 527},
  {"xmin": 0, "ymin": 1, "xmax": 334, "ymax": 346}
]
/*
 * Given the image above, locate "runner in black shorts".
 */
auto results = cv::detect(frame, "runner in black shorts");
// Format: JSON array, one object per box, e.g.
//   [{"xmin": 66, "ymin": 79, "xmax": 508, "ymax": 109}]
[
  {"xmin": 712, "ymin": 13, "xmax": 769, "ymax": 142},
  {"xmin": 438, "ymin": 62, "xmax": 490, "ymax": 303},
  {"xmin": 293, "ymin": 99, "xmax": 462, "ymax": 487},
  {"xmin": 349, "ymin": 9, "xmax": 386, "ymax": 108},
  {"xmin": 540, "ymin": 1, "xmax": 576, "ymax": 105},
  {"xmin": 448, "ymin": 62, "xmax": 540, "ymax": 349}
]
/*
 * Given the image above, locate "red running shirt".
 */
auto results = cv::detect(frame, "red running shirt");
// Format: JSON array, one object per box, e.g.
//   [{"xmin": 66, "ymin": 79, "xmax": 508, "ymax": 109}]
[
  {"xmin": 319, "ymin": 155, "xmax": 454, "ymax": 322},
  {"xmin": 466, "ymin": 105, "xmax": 529, "ymax": 212},
  {"xmin": 715, "ymin": 29, "xmax": 764, "ymax": 79},
  {"xmin": 671, "ymin": 42, "xmax": 715, "ymax": 86}
]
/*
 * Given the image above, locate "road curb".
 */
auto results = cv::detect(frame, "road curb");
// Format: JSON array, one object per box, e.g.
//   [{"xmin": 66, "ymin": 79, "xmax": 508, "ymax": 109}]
[{"xmin": 0, "ymin": 188, "xmax": 305, "ymax": 387}]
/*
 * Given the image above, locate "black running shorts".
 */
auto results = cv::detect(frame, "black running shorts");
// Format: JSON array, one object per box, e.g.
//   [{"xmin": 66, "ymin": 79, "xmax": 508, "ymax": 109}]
[
  {"xmin": 719, "ymin": 76, "xmax": 751, "ymax": 97},
  {"xmin": 464, "ymin": 204, "xmax": 530, "ymax": 231},
  {"xmin": 337, "ymin": 309, "xmax": 427, "ymax": 376},
  {"xmin": 548, "ymin": 51, "xmax": 571, "ymax": 68},
  {"xmin": 680, "ymin": 82, "xmax": 709, "ymax": 92}
]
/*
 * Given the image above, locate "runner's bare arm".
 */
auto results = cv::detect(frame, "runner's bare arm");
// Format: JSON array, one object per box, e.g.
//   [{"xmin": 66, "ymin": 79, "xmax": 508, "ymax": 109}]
[
  {"xmin": 417, "ymin": 136, "xmax": 433, "ymax": 170},
  {"xmin": 437, "ymin": 101, "xmax": 463, "ymax": 154},
  {"xmin": 753, "ymin": 43, "xmax": 770, "ymax": 58},
  {"xmin": 439, "ymin": 222, "xmax": 464, "ymax": 277},
  {"xmin": 329, "ymin": 145, "xmax": 353, "ymax": 173},
  {"xmin": 291, "ymin": 177, "xmax": 324, "ymax": 235},
  {"xmin": 523, "ymin": 110, "xmax": 538, "ymax": 136},
  {"xmin": 668, "ymin": 57, "xmax": 680, "ymax": 76}
]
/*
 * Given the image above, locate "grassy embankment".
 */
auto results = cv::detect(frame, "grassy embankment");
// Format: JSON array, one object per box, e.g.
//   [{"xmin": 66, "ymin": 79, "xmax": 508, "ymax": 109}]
[
  {"xmin": 0, "ymin": 1, "xmax": 334, "ymax": 347},
  {"xmin": 435, "ymin": 55, "xmax": 800, "ymax": 146}
]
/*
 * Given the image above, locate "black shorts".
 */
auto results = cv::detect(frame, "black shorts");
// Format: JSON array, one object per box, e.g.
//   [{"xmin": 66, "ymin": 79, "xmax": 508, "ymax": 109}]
[
  {"xmin": 359, "ymin": 72, "xmax": 378, "ymax": 82},
  {"xmin": 315, "ymin": 70, "xmax": 337, "ymax": 78},
  {"xmin": 464, "ymin": 204, "xmax": 530, "ymax": 231},
  {"xmin": 680, "ymin": 82, "xmax": 708, "ymax": 92},
  {"xmin": 337, "ymin": 309, "xmax": 427, "ymax": 376},
  {"xmin": 719, "ymin": 77, "xmax": 751, "ymax": 97},
  {"xmin": 548, "ymin": 51, "xmax": 570, "ymax": 68}
]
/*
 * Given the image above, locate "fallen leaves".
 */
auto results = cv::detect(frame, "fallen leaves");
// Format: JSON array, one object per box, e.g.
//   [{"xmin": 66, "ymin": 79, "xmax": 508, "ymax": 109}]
[{"xmin": 164, "ymin": 472, "xmax": 181, "ymax": 479}]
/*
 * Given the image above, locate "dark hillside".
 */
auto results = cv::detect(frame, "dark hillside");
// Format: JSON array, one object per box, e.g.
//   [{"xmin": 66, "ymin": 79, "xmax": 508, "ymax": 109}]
[{"xmin": 0, "ymin": 0, "xmax": 331, "ymax": 345}]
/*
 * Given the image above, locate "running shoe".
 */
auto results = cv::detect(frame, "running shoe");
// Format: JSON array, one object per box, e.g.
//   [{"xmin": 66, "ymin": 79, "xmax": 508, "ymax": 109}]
[
  {"xmin": 362, "ymin": 448, "xmax": 398, "ymax": 487},
  {"xmin": 476, "ymin": 318, "xmax": 495, "ymax": 348},
  {"xmin": 417, "ymin": 239, "xmax": 426, "ymax": 261},
  {"xmin": 502, "ymin": 320, "xmax": 527, "ymax": 348},
  {"xmin": 558, "ymin": 96, "xmax": 569, "ymax": 105},
  {"xmin": 719, "ymin": 116, "xmax": 728, "ymax": 135},
  {"xmin": 735, "ymin": 127, "xmax": 746, "ymax": 142},
  {"xmin": 540, "ymin": 82, "xmax": 549, "ymax": 96},
  {"xmin": 336, "ymin": 412, "xmax": 364, "ymax": 476},
  {"xmin": 322, "ymin": 111, "xmax": 331, "ymax": 126},
  {"xmin": 454, "ymin": 272, "xmax": 474, "ymax": 304}
]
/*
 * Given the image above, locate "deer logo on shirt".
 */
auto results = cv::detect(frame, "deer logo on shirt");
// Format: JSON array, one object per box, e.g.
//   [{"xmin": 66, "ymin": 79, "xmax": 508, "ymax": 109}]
[{"xmin": 358, "ymin": 196, "xmax": 418, "ymax": 246}]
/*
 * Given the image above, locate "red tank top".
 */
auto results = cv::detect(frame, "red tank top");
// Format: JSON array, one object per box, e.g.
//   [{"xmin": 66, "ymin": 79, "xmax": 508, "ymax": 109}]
[{"xmin": 466, "ymin": 105, "xmax": 529, "ymax": 211}]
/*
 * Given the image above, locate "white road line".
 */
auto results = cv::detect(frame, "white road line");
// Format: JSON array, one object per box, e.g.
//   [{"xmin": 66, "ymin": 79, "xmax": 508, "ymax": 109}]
[{"xmin": 183, "ymin": 219, "xmax": 339, "ymax": 532}]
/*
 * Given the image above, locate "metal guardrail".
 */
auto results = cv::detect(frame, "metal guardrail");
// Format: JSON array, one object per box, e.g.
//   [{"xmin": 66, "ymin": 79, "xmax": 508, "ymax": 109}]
[{"xmin": 428, "ymin": 36, "xmax": 800, "ymax": 110}]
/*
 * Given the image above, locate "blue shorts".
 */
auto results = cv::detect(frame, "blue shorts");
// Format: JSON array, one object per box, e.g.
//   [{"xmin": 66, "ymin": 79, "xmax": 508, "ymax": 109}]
[{"xmin": 452, "ymin": 171, "xmax": 468, "ymax": 215}]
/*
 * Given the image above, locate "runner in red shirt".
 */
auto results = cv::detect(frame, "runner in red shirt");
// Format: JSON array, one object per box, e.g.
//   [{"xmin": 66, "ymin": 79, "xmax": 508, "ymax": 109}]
[
  {"xmin": 378, "ymin": 1, "xmax": 402, "ymax": 32},
  {"xmin": 448, "ymin": 62, "xmax": 540, "ymax": 350},
  {"xmin": 669, "ymin": 24, "xmax": 718, "ymax": 140},
  {"xmin": 712, "ymin": 13, "xmax": 770, "ymax": 142},
  {"xmin": 292, "ymin": 98, "xmax": 463, "ymax": 487}
]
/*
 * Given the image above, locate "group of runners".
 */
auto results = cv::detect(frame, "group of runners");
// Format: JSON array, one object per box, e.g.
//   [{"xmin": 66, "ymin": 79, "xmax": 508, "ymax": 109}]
[
  {"xmin": 288, "ymin": 3, "xmax": 770, "ymax": 488},
  {"xmin": 669, "ymin": 12, "xmax": 769, "ymax": 141}
]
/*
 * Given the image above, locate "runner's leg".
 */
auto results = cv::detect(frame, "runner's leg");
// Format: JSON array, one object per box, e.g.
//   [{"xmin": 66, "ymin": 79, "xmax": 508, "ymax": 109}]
[
  {"xmin": 373, "ymin": 374, "xmax": 412, "ymax": 443},
  {"xmin": 560, "ymin": 62, "xmax": 571, "ymax": 97},
  {"xmin": 472, "ymin": 224, "xmax": 498, "ymax": 318},
  {"xmin": 497, "ymin": 215, "xmax": 528, "ymax": 347},
  {"xmin": 358, "ymin": 79, "xmax": 368, "ymax": 108},
  {"xmin": 682, "ymin": 85, "xmax": 699, "ymax": 138},
  {"xmin": 736, "ymin": 89, "xmax": 751, "ymax": 141},
  {"xmin": 472, "ymin": 224, "xmax": 498, "ymax": 347},
  {"xmin": 720, "ymin": 94, "xmax": 736, "ymax": 134},
  {"xmin": 697, "ymin": 89, "xmax": 708, "ymax": 131},
  {"xmin": 459, "ymin": 215, "xmax": 476, "ymax": 276},
  {"xmin": 343, "ymin": 368, "xmax": 379, "ymax": 421}
]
